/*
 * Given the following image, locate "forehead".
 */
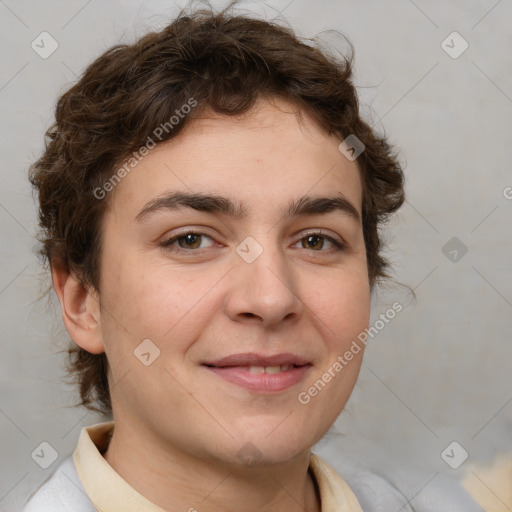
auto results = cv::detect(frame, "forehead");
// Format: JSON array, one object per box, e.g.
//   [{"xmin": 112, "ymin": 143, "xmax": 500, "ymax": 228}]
[{"xmin": 107, "ymin": 97, "xmax": 362, "ymax": 220}]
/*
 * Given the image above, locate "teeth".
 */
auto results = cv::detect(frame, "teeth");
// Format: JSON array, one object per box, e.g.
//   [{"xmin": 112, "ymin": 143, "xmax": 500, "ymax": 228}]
[{"xmin": 249, "ymin": 364, "xmax": 291, "ymax": 374}]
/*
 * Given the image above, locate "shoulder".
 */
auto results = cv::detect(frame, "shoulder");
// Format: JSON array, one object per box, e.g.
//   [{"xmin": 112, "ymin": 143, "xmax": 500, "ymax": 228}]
[
  {"xmin": 21, "ymin": 455, "xmax": 97, "ymax": 512},
  {"xmin": 346, "ymin": 467, "xmax": 484, "ymax": 511},
  {"xmin": 316, "ymin": 456, "xmax": 485, "ymax": 512},
  {"xmin": 345, "ymin": 466, "xmax": 486, "ymax": 511}
]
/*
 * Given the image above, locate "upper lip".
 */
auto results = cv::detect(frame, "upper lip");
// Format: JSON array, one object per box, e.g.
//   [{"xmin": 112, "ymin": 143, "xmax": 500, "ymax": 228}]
[{"xmin": 203, "ymin": 352, "xmax": 311, "ymax": 367}]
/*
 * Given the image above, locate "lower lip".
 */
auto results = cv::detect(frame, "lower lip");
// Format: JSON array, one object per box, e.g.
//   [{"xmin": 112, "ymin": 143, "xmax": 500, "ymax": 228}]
[{"xmin": 204, "ymin": 365, "xmax": 311, "ymax": 393}]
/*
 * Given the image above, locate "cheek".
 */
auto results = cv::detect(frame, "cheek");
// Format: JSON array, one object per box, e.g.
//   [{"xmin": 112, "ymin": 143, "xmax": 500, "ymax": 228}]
[
  {"xmin": 100, "ymin": 256, "xmax": 217, "ymax": 347},
  {"xmin": 308, "ymin": 268, "xmax": 371, "ymax": 345},
  {"xmin": 306, "ymin": 279, "xmax": 369, "ymax": 420}
]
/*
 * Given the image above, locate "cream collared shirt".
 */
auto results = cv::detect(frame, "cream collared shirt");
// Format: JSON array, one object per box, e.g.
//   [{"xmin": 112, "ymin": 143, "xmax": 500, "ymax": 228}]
[
  {"xmin": 24, "ymin": 420, "xmax": 487, "ymax": 511},
  {"xmin": 71, "ymin": 421, "xmax": 363, "ymax": 512}
]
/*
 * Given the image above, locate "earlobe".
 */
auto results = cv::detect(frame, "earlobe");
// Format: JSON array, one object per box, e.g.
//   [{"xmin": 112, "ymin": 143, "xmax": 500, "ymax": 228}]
[{"xmin": 51, "ymin": 262, "xmax": 105, "ymax": 354}]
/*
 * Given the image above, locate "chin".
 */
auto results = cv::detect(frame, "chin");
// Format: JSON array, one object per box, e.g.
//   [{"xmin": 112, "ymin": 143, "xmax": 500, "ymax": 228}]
[
  {"xmin": 220, "ymin": 422, "xmax": 317, "ymax": 468},
  {"xmin": 220, "ymin": 442, "xmax": 310, "ymax": 469}
]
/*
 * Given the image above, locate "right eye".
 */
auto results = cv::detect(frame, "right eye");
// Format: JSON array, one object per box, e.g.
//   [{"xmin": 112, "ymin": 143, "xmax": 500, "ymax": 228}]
[{"xmin": 160, "ymin": 231, "xmax": 216, "ymax": 253}]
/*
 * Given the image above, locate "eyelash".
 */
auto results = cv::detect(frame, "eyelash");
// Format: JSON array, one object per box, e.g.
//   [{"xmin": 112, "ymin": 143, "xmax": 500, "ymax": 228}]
[{"xmin": 159, "ymin": 229, "xmax": 346, "ymax": 255}]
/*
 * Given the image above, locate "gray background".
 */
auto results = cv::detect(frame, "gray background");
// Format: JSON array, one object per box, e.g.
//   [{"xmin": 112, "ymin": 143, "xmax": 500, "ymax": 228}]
[{"xmin": 1, "ymin": 0, "xmax": 511, "ymax": 510}]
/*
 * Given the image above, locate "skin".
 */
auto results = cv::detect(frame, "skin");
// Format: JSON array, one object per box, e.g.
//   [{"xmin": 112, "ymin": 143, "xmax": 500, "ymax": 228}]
[{"xmin": 53, "ymin": 96, "xmax": 371, "ymax": 512}]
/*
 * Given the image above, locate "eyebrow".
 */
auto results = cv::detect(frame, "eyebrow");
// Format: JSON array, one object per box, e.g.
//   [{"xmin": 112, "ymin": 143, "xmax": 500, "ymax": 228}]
[{"xmin": 135, "ymin": 191, "xmax": 360, "ymax": 223}]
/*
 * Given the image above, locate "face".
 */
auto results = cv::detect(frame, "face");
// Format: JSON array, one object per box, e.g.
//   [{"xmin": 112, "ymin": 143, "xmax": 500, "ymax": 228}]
[{"xmin": 95, "ymin": 97, "xmax": 370, "ymax": 467}]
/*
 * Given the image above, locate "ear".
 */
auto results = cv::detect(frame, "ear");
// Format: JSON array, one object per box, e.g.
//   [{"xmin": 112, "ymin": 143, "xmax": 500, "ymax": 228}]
[{"xmin": 51, "ymin": 262, "xmax": 105, "ymax": 354}]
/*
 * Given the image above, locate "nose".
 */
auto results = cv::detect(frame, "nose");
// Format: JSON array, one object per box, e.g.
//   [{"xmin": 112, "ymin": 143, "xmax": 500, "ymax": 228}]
[{"xmin": 224, "ymin": 238, "xmax": 304, "ymax": 328}]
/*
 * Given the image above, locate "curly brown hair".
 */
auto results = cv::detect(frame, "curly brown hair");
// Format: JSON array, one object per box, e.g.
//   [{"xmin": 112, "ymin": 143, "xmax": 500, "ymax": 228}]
[{"xmin": 30, "ymin": 2, "xmax": 404, "ymax": 416}]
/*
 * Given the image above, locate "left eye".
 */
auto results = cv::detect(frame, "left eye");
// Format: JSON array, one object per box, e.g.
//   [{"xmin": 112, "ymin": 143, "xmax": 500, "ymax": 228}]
[{"xmin": 294, "ymin": 232, "xmax": 345, "ymax": 251}]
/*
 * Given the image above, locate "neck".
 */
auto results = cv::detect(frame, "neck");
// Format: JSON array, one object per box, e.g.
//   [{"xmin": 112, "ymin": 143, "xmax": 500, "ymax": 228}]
[{"xmin": 102, "ymin": 420, "xmax": 321, "ymax": 512}]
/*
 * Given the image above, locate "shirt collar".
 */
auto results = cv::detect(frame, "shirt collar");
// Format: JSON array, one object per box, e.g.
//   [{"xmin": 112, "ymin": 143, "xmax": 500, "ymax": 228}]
[{"xmin": 73, "ymin": 421, "xmax": 362, "ymax": 512}]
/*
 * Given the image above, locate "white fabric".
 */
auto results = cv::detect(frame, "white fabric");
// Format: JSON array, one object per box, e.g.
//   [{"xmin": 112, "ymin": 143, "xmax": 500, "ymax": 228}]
[
  {"xmin": 22, "ymin": 456, "xmax": 97, "ymax": 512},
  {"xmin": 342, "ymin": 465, "xmax": 486, "ymax": 511}
]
